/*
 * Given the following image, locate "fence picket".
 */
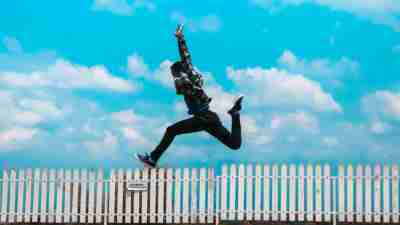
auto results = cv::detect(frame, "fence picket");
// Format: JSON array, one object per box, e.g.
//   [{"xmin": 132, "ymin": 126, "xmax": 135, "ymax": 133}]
[
  {"xmin": 323, "ymin": 165, "xmax": 331, "ymax": 222},
  {"xmin": 149, "ymin": 169, "xmax": 157, "ymax": 223},
  {"xmin": 207, "ymin": 168, "xmax": 214, "ymax": 224},
  {"xmin": 8, "ymin": 170, "xmax": 17, "ymax": 223},
  {"xmin": 48, "ymin": 170, "xmax": 56, "ymax": 223},
  {"xmin": 289, "ymin": 165, "xmax": 296, "ymax": 222},
  {"xmin": 166, "ymin": 168, "xmax": 173, "ymax": 223},
  {"xmin": 64, "ymin": 170, "xmax": 72, "ymax": 223},
  {"xmin": 39, "ymin": 170, "xmax": 48, "ymax": 223},
  {"xmin": 140, "ymin": 168, "xmax": 149, "ymax": 224},
  {"xmin": 263, "ymin": 165, "xmax": 270, "ymax": 221},
  {"xmin": 237, "ymin": 164, "xmax": 245, "ymax": 221},
  {"xmin": 191, "ymin": 168, "xmax": 198, "ymax": 224},
  {"xmin": 254, "ymin": 165, "xmax": 261, "ymax": 221},
  {"xmin": 1, "ymin": 170, "xmax": 9, "ymax": 223},
  {"xmin": 338, "ymin": 165, "xmax": 345, "ymax": 222},
  {"xmin": 108, "ymin": 170, "xmax": 116, "ymax": 223},
  {"xmin": 24, "ymin": 169, "xmax": 33, "ymax": 223},
  {"xmin": 71, "ymin": 169, "xmax": 79, "ymax": 223},
  {"xmin": 383, "ymin": 165, "xmax": 390, "ymax": 223},
  {"xmin": 95, "ymin": 170, "xmax": 104, "ymax": 224},
  {"xmin": 199, "ymin": 168, "xmax": 206, "ymax": 223},
  {"xmin": 280, "ymin": 165, "xmax": 288, "ymax": 221},
  {"xmin": 298, "ymin": 165, "xmax": 305, "ymax": 222},
  {"xmin": 229, "ymin": 165, "xmax": 237, "ymax": 221},
  {"xmin": 374, "ymin": 165, "xmax": 382, "ymax": 223},
  {"xmin": 182, "ymin": 168, "xmax": 190, "ymax": 223},
  {"xmin": 116, "ymin": 169, "xmax": 124, "ymax": 223},
  {"xmin": 306, "ymin": 165, "xmax": 314, "ymax": 222},
  {"xmin": 272, "ymin": 165, "xmax": 278, "ymax": 221},
  {"xmin": 365, "ymin": 165, "xmax": 372, "ymax": 223},
  {"xmin": 220, "ymin": 165, "xmax": 228, "ymax": 221},
  {"xmin": 32, "ymin": 169, "xmax": 41, "ymax": 223},
  {"xmin": 315, "ymin": 165, "xmax": 322, "ymax": 222},
  {"xmin": 125, "ymin": 169, "xmax": 132, "ymax": 224},
  {"xmin": 16, "ymin": 170, "xmax": 24, "ymax": 223},
  {"xmin": 392, "ymin": 165, "xmax": 399, "ymax": 223},
  {"xmin": 79, "ymin": 169, "xmax": 87, "ymax": 223},
  {"xmin": 55, "ymin": 169, "xmax": 64, "ymax": 223},
  {"xmin": 356, "ymin": 165, "xmax": 363, "ymax": 223},
  {"xmin": 251, "ymin": 165, "xmax": 260, "ymax": 221},
  {"xmin": 158, "ymin": 168, "xmax": 165, "ymax": 223},
  {"xmin": 87, "ymin": 170, "xmax": 96, "ymax": 223},
  {"xmin": 347, "ymin": 165, "xmax": 354, "ymax": 222},
  {"xmin": 173, "ymin": 168, "xmax": 181, "ymax": 223},
  {"xmin": 246, "ymin": 164, "xmax": 253, "ymax": 221},
  {"xmin": 133, "ymin": 169, "xmax": 140, "ymax": 223}
]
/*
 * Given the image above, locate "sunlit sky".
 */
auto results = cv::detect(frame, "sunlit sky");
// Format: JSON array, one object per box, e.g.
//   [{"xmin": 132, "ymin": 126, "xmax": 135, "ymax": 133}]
[{"xmin": 1, "ymin": 0, "xmax": 399, "ymax": 169}]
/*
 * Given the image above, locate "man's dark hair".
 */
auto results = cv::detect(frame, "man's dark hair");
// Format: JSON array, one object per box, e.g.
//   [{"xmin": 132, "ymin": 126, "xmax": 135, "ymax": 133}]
[{"xmin": 170, "ymin": 61, "xmax": 184, "ymax": 77}]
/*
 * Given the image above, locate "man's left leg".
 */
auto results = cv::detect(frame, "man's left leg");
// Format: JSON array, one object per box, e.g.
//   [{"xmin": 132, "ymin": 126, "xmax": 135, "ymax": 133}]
[{"xmin": 136, "ymin": 116, "xmax": 206, "ymax": 167}]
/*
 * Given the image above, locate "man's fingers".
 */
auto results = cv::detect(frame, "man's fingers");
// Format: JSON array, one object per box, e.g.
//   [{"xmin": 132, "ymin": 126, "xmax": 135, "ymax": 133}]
[{"xmin": 176, "ymin": 24, "xmax": 184, "ymax": 35}]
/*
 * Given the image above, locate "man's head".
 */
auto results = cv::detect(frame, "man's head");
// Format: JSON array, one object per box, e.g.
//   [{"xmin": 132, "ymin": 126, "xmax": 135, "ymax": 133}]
[{"xmin": 170, "ymin": 61, "xmax": 184, "ymax": 78}]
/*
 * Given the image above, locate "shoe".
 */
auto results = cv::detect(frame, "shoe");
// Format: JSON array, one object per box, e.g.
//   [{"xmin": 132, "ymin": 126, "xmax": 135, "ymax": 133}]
[
  {"xmin": 135, "ymin": 153, "xmax": 156, "ymax": 168},
  {"xmin": 228, "ymin": 96, "xmax": 244, "ymax": 115}
]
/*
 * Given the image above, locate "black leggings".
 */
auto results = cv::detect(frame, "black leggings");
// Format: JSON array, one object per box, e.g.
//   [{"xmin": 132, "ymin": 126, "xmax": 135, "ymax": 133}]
[{"xmin": 150, "ymin": 110, "xmax": 241, "ymax": 163}]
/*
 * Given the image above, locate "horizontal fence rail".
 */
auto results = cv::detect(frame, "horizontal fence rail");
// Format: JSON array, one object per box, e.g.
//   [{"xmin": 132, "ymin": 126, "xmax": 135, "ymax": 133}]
[{"xmin": 0, "ymin": 164, "xmax": 398, "ymax": 224}]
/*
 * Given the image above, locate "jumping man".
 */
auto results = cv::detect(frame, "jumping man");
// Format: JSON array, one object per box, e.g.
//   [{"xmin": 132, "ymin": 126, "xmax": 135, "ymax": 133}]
[{"xmin": 136, "ymin": 24, "xmax": 244, "ymax": 167}]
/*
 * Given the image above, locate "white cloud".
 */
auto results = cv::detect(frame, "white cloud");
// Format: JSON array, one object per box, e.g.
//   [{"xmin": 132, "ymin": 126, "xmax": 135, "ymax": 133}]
[
  {"xmin": 14, "ymin": 111, "xmax": 43, "ymax": 126},
  {"xmin": 152, "ymin": 60, "xmax": 174, "ymax": 88},
  {"xmin": 127, "ymin": 53, "xmax": 149, "ymax": 76},
  {"xmin": 121, "ymin": 126, "xmax": 150, "ymax": 146},
  {"xmin": 111, "ymin": 109, "xmax": 139, "ymax": 124},
  {"xmin": 2, "ymin": 37, "xmax": 23, "ymax": 54},
  {"xmin": 92, "ymin": 0, "xmax": 155, "ymax": 16},
  {"xmin": 19, "ymin": 99, "xmax": 63, "ymax": 119},
  {"xmin": 251, "ymin": 0, "xmax": 400, "ymax": 31},
  {"xmin": 270, "ymin": 111, "xmax": 320, "ymax": 134},
  {"xmin": 227, "ymin": 66, "xmax": 342, "ymax": 113},
  {"xmin": 0, "ymin": 40, "xmax": 143, "ymax": 158},
  {"xmin": 362, "ymin": 90, "xmax": 400, "ymax": 121},
  {"xmin": 322, "ymin": 136, "xmax": 339, "ymax": 147},
  {"xmin": 0, "ymin": 127, "xmax": 38, "ymax": 151},
  {"xmin": 170, "ymin": 12, "xmax": 221, "ymax": 32},
  {"xmin": 1, "ymin": 59, "xmax": 136, "ymax": 92},
  {"xmin": 369, "ymin": 121, "xmax": 391, "ymax": 134},
  {"xmin": 126, "ymin": 55, "xmax": 174, "ymax": 88},
  {"xmin": 278, "ymin": 50, "xmax": 359, "ymax": 79},
  {"xmin": 83, "ymin": 131, "xmax": 120, "ymax": 159}
]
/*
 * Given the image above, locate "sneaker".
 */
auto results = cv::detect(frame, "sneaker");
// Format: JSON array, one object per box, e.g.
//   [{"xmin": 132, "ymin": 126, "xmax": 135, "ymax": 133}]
[
  {"xmin": 135, "ymin": 153, "xmax": 156, "ymax": 168},
  {"xmin": 228, "ymin": 96, "xmax": 244, "ymax": 115}
]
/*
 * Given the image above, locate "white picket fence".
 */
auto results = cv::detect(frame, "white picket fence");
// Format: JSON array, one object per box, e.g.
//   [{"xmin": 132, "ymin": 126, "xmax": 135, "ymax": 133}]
[{"xmin": 0, "ymin": 164, "xmax": 399, "ymax": 224}]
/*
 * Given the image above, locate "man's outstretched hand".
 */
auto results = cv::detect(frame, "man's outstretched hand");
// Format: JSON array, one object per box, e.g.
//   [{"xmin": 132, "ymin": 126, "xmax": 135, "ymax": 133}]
[{"xmin": 175, "ymin": 24, "xmax": 184, "ymax": 38}]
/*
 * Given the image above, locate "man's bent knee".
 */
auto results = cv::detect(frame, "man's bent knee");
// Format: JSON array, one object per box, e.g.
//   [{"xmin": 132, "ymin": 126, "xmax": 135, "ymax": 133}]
[
  {"xmin": 229, "ymin": 142, "xmax": 241, "ymax": 150},
  {"xmin": 166, "ymin": 126, "xmax": 178, "ymax": 136}
]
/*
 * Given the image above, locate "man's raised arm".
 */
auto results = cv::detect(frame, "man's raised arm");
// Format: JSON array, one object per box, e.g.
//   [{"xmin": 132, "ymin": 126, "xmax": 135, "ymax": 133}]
[{"xmin": 175, "ymin": 24, "xmax": 194, "ymax": 71}]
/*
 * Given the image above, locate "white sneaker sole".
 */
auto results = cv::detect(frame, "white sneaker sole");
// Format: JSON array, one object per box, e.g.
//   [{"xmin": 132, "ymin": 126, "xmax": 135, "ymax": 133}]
[{"xmin": 134, "ymin": 154, "xmax": 155, "ymax": 168}]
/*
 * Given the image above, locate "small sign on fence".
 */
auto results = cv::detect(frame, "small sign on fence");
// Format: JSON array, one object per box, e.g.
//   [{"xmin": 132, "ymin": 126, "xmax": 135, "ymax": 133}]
[{"xmin": 126, "ymin": 181, "xmax": 148, "ymax": 192}]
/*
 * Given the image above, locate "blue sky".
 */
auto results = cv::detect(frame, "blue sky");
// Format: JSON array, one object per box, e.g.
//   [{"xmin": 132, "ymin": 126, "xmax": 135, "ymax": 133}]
[{"xmin": 0, "ymin": 0, "xmax": 399, "ymax": 169}]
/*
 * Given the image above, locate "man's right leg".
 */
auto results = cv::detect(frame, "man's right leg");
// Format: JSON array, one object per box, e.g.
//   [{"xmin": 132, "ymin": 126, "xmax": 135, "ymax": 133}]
[
  {"xmin": 205, "ymin": 112, "xmax": 242, "ymax": 150},
  {"xmin": 150, "ymin": 117, "xmax": 205, "ymax": 163}
]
